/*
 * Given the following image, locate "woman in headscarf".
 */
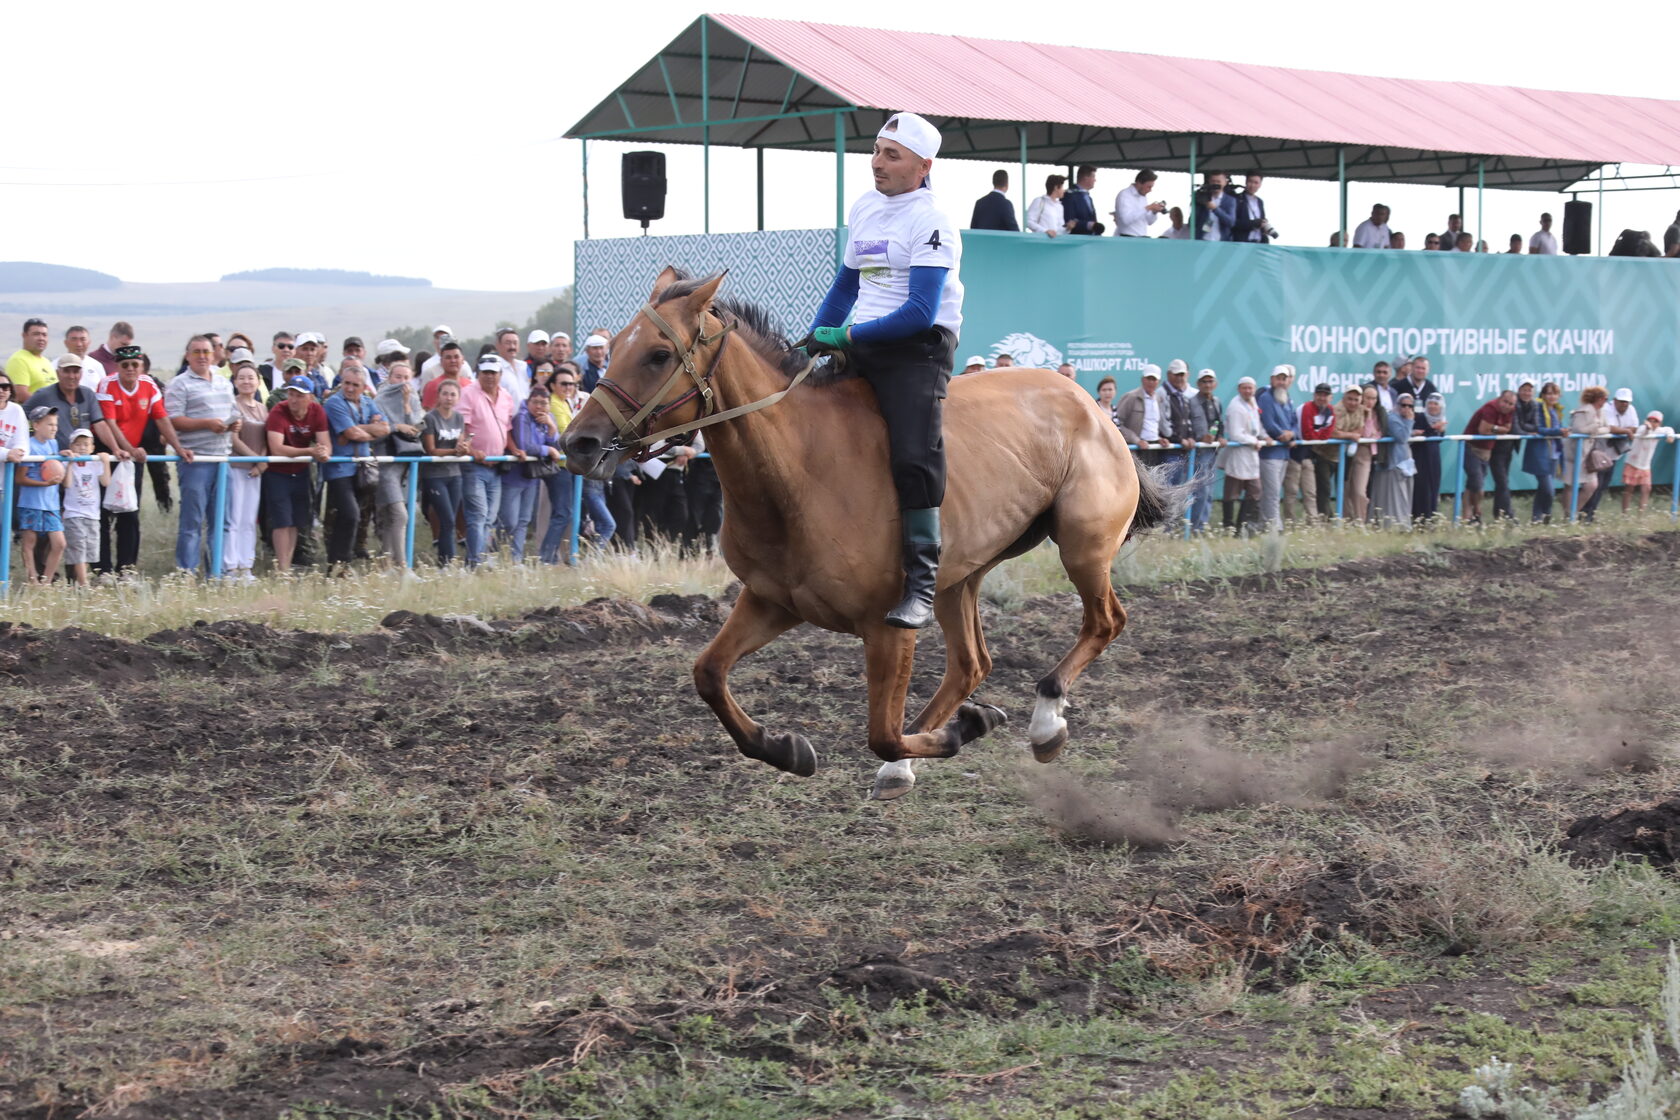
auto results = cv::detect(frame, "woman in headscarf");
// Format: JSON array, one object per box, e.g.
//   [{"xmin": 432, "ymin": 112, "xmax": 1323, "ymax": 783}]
[
  {"xmin": 373, "ymin": 360, "xmax": 425, "ymax": 564},
  {"xmin": 1517, "ymin": 380, "xmax": 1568, "ymax": 523},
  {"xmin": 1332, "ymin": 386, "xmax": 1371, "ymax": 520},
  {"xmin": 1219, "ymin": 375, "xmax": 1266, "ymax": 534},
  {"xmin": 1568, "ymin": 386, "xmax": 1613, "ymax": 521},
  {"xmin": 1370, "ymin": 393, "xmax": 1416, "ymax": 528},
  {"xmin": 1411, "ymin": 392, "xmax": 1448, "ymax": 522}
]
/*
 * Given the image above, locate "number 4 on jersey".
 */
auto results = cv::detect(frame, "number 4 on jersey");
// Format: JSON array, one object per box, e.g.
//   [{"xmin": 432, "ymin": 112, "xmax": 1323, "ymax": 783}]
[{"xmin": 925, "ymin": 230, "xmax": 942, "ymax": 250}]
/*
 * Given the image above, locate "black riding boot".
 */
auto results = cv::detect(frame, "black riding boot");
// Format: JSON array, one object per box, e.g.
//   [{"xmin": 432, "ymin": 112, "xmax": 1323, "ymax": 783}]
[
  {"xmin": 1236, "ymin": 497, "xmax": 1260, "ymax": 538},
  {"xmin": 1222, "ymin": 499, "xmax": 1236, "ymax": 533},
  {"xmin": 885, "ymin": 507, "xmax": 940, "ymax": 629}
]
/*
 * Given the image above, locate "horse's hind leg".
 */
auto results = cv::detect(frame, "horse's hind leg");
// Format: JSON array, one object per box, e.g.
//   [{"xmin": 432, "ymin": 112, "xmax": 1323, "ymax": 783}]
[
  {"xmin": 873, "ymin": 575, "xmax": 1007, "ymax": 801},
  {"xmin": 693, "ymin": 588, "xmax": 814, "ymax": 776},
  {"xmin": 1029, "ymin": 519, "xmax": 1128, "ymax": 763}
]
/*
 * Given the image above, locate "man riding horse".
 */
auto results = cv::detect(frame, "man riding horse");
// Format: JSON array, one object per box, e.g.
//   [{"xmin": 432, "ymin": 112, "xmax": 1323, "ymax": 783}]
[{"xmin": 801, "ymin": 111, "xmax": 961, "ymax": 630}]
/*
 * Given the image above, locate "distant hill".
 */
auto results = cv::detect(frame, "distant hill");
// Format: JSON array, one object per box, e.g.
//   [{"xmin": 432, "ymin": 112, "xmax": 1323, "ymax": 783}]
[
  {"xmin": 0, "ymin": 261, "xmax": 121, "ymax": 293},
  {"xmin": 220, "ymin": 268, "xmax": 431, "ymax": 288}
]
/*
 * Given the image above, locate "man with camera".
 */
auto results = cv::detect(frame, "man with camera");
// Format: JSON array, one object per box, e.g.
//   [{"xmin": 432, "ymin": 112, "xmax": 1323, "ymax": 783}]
[
  {"xmin": 1111, "ymin": 169, "xmax": 1166, "ymax": 237},
  {"xmin": 1195, "ymin": 173, "xmax": 1236, "ymax": 241},
  {"xmin": 1231, "ymin": 174, "xmax": 1277, "ymax": 243}
]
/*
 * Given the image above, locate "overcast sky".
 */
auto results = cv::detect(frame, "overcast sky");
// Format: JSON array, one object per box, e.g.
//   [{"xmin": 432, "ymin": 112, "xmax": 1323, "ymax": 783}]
[{"xmin": 7, "ymin": 0, "xmax": 1676, "ymax": 292}]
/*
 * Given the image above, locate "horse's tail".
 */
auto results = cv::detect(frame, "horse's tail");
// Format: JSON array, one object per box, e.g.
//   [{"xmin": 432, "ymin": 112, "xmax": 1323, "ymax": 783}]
[{"xmin": 1126, "ymin": 461, "xmax": 1193, "ymax": 541}]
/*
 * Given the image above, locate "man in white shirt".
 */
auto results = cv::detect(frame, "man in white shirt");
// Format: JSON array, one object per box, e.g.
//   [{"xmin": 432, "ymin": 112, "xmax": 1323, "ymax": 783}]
[
  {"xmin": 1351, "ymin": 205, "xmax": 1392, "ymax": 249},
  {"xmin": 61, "ymin": 325, "xmax": 104, "ymax": 380},
  {"xmin": 1025, "ymin": 174, "xmax": 1068, "ymax": 238},
  {"xmin": 495, "ymin": 328, "xmax": 529, "ymax": 402},
  {"xmin": 1161, "ymin": 207, "xmax": 1192, "ymax": 240},
  {"xmin": 419, "ymin": 325, "xmax": 454, "ymax": 382},
  {"xmin": 1115, "ymin": 366, "xmax": 1168, "ymax": 463},
  {"xmin": 1111, "ymin": 169, "xmax": 1166, "ymax": 238},
  {"xmin": 1529, "ymin": 212, "xmax": 1558, "ymax": 255}
]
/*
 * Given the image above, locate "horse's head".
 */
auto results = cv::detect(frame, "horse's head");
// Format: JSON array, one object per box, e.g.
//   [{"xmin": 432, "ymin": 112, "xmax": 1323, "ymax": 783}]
[{"xmin": 561, "ymin": 267, "xmax": 730, "ymax": 480}]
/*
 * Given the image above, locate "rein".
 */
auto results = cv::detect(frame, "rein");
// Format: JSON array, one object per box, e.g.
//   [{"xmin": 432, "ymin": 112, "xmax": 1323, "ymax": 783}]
[{"xmin": 588, "ymin": 300, "xmax": 820, "ymax": 461}]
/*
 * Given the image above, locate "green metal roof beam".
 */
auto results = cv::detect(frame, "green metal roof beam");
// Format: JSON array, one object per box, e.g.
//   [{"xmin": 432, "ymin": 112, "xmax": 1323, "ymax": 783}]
[{"xmin": 574, "ymin": 106, "xmax": 860, "ymax": 141}]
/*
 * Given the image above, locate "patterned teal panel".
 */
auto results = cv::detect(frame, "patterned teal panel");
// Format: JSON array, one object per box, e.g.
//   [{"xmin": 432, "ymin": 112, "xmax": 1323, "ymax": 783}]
[{"xmin": 575, "ymin": 228, "xmax": 838, "ymax": 343}]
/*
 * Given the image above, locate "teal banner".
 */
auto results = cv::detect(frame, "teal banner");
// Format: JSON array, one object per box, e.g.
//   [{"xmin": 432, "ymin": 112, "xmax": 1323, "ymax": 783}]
[{"xmin": 960, "ymin": 231, "xmax": 1680, "ymax": 483}]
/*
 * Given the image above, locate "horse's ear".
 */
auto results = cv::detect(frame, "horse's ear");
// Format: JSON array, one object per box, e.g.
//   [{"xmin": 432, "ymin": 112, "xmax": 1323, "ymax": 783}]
[
  {"xmin": 688, "ymin": 270, "xmax": 729, "ymax": 311},
  {"xmin": 649, "ymin": 266, "xmax": 681, "ymax": 301}
]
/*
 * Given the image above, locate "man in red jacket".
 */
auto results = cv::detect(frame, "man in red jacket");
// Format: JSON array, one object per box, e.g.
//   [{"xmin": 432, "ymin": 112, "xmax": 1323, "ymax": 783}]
[{"xmin": 1299, "ymin": 382, "xmax": 1338, "ymax": 518}]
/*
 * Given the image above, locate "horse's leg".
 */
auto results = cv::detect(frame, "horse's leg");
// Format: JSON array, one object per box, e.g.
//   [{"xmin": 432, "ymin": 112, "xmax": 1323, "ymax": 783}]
[
  {"xmin": 861, "ymin": 626, "xmax": 966, "ymax": 771},
  {"xmin": 1028, "ymin": 519, "xmax": 1128, "ymax": 763},
  {"xmin": 873, "ymin": 575, "xmax": 1005, "ymax": 801},
  {"xmin": 692, "ymin": 588, "xmax": 815, "ymax": 776}
]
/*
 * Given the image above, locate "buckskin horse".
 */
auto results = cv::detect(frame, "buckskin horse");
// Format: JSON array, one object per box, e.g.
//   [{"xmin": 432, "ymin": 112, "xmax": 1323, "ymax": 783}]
[{"xmin": 561, "ymin": 269, "xmax": 1173, "ymax": 800}]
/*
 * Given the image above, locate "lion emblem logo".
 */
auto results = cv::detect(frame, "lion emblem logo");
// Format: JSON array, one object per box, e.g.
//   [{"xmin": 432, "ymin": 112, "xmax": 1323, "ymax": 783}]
[{"xmin": 990, "ymin": 332, "xmax": 1063, "ymax": 369}]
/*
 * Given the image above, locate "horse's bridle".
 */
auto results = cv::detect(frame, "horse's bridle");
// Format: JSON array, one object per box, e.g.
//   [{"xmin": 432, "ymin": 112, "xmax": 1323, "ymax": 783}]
[
  {"xmin": 587, "ymin": 298, "xmax": 822, "ymax": 462},
  {"xmin": 590, "ymin": 300, "xmax": 737, "ymax": 462}
]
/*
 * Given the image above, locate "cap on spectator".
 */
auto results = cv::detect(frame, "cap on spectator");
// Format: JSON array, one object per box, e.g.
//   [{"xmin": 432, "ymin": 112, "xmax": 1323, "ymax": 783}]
[
  {"xmin": 962, "ymin": 355, "xmax": 986, "ymax": 369},
  {"xmin": 877, "ymin": 111, "xmax": 942, "ymax": 160},
  {"xmin": 527, "ymin": 329, "xmax": 550, "ymax": 344},
  {"xmin": 478, "ymin": 355, "xmax": 503, "ymax": 372},
  {"xmin": 1270, "ymin": 363, "xmax": 1295, "ymax": 378},
  {"xmin": 1166, "ymin": 358, "xmax": 1189, "ymax": 374},
  {"xmin": 1236, "ymin": 376, "xmax": 1257, "ymax": 388},
  {"xmin": 69, "ymin": 427, "xmax": 93, "ymax": 442},
  {"xmin": 114, "ymin": 345, "xmax": 144, "ymax": 362},
  {"xmin": 1615, "ymin": 387, "xmax": 1634, "ymax": 402},
  {"xmin": 284, "ymin": 380, "xmax": 312, "ymax": 395},
  {"xmin": 295, "ymin": 331, "xmax": 323, "ymax": 347},
  {"xmin": 27, "ymin": 405, "xmax": 58, "ymax": 421},
  {"xmin": 434, "ymin": 325, "xmax": 453, "ymax": 337},
  {"xmin": 375, "ymin": 339, "xmax": 408, "ymax": 358},
  {"xmin": 1648, "ymin": 410, "xmax": 1664, "ymax": 421},
  {"xmin": 1314, "ymin": 382, "xmax": 1332, "ymax": 394},
  {"xmin": 229, "ymin": 347, "xmax": 256, "ymax": 367},
  {"xmin": 1197, "ymin": 369, "xmax": 1217, "ymax": 382},
  {"xmin": 584, "ymin": 334, "xmax": 609, "ymax": 348},
  {"xmin": 55, "ymin": 354, "xmax": 83, "ymax": 370},
  {"xmin": 1140, "ymin": 364, "xmax": 1161, "ymax": 380},
  {"xmin": 552, "ymin": 331, "xmax": 570, "ymax": 341},
  {"xmin": 282, "ymin": 357, "xmax": 307, "ymax": 373}
]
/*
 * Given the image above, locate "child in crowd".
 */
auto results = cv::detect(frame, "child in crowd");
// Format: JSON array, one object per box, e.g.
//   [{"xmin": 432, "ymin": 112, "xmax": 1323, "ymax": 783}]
[
  {"xmin": 17, "ymin": 406, "xmax": 67, "ymax": 585},
  {"xmin": 1621, "ymin": 410, "xmax": 1676, "ymax": 513},
  {"xmin": 61, "ymin": 427, "xmax": 113, "ymax": 587}
]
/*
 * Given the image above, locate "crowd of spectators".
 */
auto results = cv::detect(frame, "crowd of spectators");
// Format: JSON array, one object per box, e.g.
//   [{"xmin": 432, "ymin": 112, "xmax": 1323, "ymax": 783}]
[
  {"xmin": 977, "ymin": 168, "xmax": 1680, "ymax": 258},
  {"xmin": 1, "ymin": 318, "xmax": 725, "ymax": 586},
  {"xmin": 1083, "ymin": 357, "xmax": 1674, "ymax": 536}
]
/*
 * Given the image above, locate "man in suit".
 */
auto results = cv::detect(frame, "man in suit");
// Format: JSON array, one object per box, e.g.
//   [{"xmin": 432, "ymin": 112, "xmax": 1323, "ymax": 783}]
[
  {"xmin": 1195, "ymin": 172, "xmax": 1237, "ymax": 241},
  {"xmin": 970, "ymin": 169, "xmax": 1019, "ymax": 231},
  {"xmin": 1231, "ymin": 174, "xmax": 1274, "ymax": 243},
  {"xmin": 1064, "ymin": 166, "xmax": 1103, "ymax": 236}
]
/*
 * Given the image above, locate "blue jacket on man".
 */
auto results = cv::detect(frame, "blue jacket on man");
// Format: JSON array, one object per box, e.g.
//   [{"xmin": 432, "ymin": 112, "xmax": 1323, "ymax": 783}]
[
  {"xmin": 970, "ymin": 190, "xmax": 1019, "ymax": 232},
  {"xmin": 1231, "ymin": 190, "xmax": 1268, "ymax": 242},
  {"xmin": 1258, "ymin": 391, "xmax": 1296, "ymax": 460},
  {"xmin": 1197, "ymin": 190, "xmax": 1238, "ymax": 241},
  {"xmin": 1063, "ymin": 186, "xmax": 1100, "ymax": 235}
]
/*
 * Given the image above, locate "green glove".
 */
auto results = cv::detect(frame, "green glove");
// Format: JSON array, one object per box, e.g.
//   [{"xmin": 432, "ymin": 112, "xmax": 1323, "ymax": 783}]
[{"xmin": 810, "ymin": 325, "xmax": 850, "ymax": 350}]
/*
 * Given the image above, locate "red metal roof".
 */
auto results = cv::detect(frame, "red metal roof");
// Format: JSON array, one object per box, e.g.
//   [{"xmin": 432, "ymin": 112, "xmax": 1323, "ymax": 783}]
[{"xmin": 710, "ymin": 13, "xmax": 1680, "ymax": 167}]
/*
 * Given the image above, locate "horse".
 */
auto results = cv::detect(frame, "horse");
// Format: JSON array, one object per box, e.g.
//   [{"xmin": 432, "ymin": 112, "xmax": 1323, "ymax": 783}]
[{"xmin": 561, "ymin": 268, "xmax": 1174, "ymax": 800}]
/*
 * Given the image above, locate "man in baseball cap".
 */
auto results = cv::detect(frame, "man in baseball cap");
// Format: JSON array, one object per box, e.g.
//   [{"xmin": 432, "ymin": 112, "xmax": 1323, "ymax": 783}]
[
  {"xmin": 960, "ymin": 356, "xmax": 986, "ymax": 375},
  {"xmin": 526, "ymin": 330, "xmax": 552, "ymax": 374},
  {"xmin": 577, "ymin": 334, "xmax": 609, "ymax": 393}
]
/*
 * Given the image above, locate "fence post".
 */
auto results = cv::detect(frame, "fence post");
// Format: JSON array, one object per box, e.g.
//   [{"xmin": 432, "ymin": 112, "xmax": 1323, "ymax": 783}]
[
  {"xmin": 208, "ymin": 459, "xmax": 228, "ymax": 578},
  {"xmin": 404, "ymin": 461, "xmax": 420, "ymax": 569},
  {"xmin": 1671, "ymin": 436, "xmax": 1679, "ymax": 522},
  {"xmin": 1183, "ymin": 446, "xmax": 1196, "ymax": 540},
  {"xmin": 1451, "ymin": 439, "xmax": 1466, "ymax": 525},
  {"xmin": 0, "ymin": 460, "xmax": 12, "ymax": 593},
  {"xmin": 1334, "ymin": 441, "xmax": 1347, "ymax": 520},
  {"xmin": 1570, "ymin": 436, "xmax": 1585, "ymax": 523},
  {"xmin": 568, "ymin": 472, "xmax": 584, "ymax": 565}
]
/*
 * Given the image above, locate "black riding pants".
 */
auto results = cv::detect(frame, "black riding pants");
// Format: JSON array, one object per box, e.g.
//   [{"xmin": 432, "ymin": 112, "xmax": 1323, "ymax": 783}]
[{"xmin": 854, "ymin": 327, "xmax": 956, "ymax": 510}]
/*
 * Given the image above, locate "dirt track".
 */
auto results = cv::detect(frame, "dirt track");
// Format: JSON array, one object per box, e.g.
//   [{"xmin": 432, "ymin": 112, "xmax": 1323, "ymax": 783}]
[{"xmin": 4, "ymin": 532, "xmax": 1679, "ymax": 1118}]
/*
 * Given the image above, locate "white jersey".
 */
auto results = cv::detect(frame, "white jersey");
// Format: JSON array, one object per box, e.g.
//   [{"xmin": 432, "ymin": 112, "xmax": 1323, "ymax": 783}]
[
  {"xmin": 63, "ymin": 459, "xmax": 103, "ymax": 520},
  {"xmin": 844, "ymin": 186, "xmax": 963, "ymax": 335}
]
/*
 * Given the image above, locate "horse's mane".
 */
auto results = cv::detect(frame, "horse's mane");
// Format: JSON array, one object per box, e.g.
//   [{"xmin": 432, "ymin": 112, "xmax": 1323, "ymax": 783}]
[{"xmin": 655, "ymin": 272, "xmax": 857, "ymax": 387}]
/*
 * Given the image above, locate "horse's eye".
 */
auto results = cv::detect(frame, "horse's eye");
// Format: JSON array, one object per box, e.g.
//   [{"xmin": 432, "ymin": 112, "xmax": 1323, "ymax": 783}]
[{"xmin": 650, "ymin": 349, "xmax": 672, "ymax": 364}]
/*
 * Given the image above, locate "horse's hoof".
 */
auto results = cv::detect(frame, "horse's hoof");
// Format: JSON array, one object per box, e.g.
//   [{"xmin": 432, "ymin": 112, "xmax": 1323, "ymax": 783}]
[
  {"xmin": 871, "ymin": 773, "xmax": 916, "ymax": 801},
  {"xmin": 763, "ymin": 731, "xmax": 817, "ymax": 777},
  {"xmin": 1030, "ymin": 726, "xmax": 1068, "ymax": 764},
  {"xmin": 956, "ymin": 701, "xmax": 1008, "ymax": 743}
]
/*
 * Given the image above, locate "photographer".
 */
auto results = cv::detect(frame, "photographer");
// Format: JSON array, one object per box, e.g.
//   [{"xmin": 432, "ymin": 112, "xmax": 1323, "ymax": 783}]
[
  {"xmin": 1195, "ymin": 172, "xmax": 1236, "ymax": 241},
  {"xmin": 1231, "ymin": 174, "xmax": 1276, "ymax": 243},
  {"xmin": 1111, "ymin": 169, "xmax": 1166, "ymax": 237}
]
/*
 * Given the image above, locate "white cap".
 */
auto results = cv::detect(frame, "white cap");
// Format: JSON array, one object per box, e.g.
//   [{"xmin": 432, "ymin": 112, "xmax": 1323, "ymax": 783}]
[
  {"xmin": 295, "ymin": 331, "xmax": 323, "ymax": 347},
  {"xmin": 1270, "ymin": 363, "xmax": 1295, "ymax": 378},
  {"xmin": 1237, "ymin": 375, "xmax": 1257, "ymax": 388},
  {"xmin": 69, "ymin": 427, "xmax": 93, "ymax": 441},
  {"xmin": 55, "ymin": 353, "xmax": 83, "ymax": 369},
  {"xmin": 376, "ymin": 339, "xmax": 408, "ymax": 357},
  {"xmin": 229, "ymin": 347, "xmax": 256, "ymax": 366},
  {"xmin": 962, "ymin": 355, "xmax": 986, "ymax": 368},
  {"xmin": 877, "ymin": 112, "xmax": 942, "ymax": 160},
  {"xmin": 1615, "ymin": 387, "xmax": 1633, "ymax": 402},
  {"xmin": 477, "ymin": 355, "xmax": 503, "ymax": 372},
  {"xmin": 1166, "ymin": 358, "xmax": 1189, "ymax": 374},
  {"xmin": 1647, "ymin": 410, "xmax": 1664, "ymax": 421},
  {"xmin": 584, "ymin": 334, "xmax": 609, "ymax": 348},
  {"xmin": 434, "ymin": 325, "xmax": 454, "ymax": 337},
  {"xmin": 527, "ymin": 329, "xmax": 550, "ymax": 345},
  {"xmin": 552, "ymin": 331, "xmax": 570, "ymax": 341},
  {"xmin": 1197, "ymin": 368, "xmax": 1217, "ymax": 381},
  {"xmin": 1140, "ymin": 364, "xmax": 1161, "ymax": 380}
]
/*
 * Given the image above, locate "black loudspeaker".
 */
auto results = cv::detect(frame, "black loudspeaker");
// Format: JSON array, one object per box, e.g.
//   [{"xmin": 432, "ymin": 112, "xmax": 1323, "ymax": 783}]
[
  {"xmin": 1562, "ymin": 200, "xmax": 1592, "ymax": 255},
  {"xmin": 622, "ymin": 151, "xmax": 667, "ymax": 228}
]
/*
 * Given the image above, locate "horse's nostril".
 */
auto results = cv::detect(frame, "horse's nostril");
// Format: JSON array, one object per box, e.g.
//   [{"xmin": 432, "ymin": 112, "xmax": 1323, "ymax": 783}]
[{"xmin": 566, "ymin": 433, "xmax": 601, "ymax": 458}]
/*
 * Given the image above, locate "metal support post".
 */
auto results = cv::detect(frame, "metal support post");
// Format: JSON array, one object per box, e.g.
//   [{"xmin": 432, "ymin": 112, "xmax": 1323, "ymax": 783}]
[
  {"xmin": 1183, "ymin": 447, "xmax": 1196, "ymax": 539},
  {"xmin": 1335, "ymin": 441, "xmax": 1347, "ymax": 519},
  {"xmin": 404, "ymin": 461, "xmax": 419, "ymax": 569},
  {"xmin": 834, "ymin": 111, "xmax": 846, "ymax": 268},
  {"xmin": 581, "ymin": 140, "xmax": 590, "ymax": 240},
  {"xmin": 1337, "ymin": 148, "xmax": 1347, "ymax": 247},
  {"xmin": 1018, "ymin": 125, "xmax": 1029, "ymax": 224},
  {"xmin": 568, "ymin": 473, "xmax": 584, "ymax": 565},
  {"xmin": 0, "ymin": 461, "xmax": 12, "ymax": 592},
  {"xmin": 208, "ymin": 460, "xmax": 228, "ymax": 577},
  {"xmin": 1476, "ymin": 160, "xmax": 1485, "ymax": 251},
  {"xmin": 701, "ymin": 15, "xmax": 711, "ymax": 234},
  {"xmin": 755, "ymin": 147, "xmax": 765, "ymax": 231},
  {"xmin": 1188, "ymin": 137, "xmax": 1198, "ymax": 230},
  {"xmin": 1570, "ymin": 437, "xmax": 1585, "ymax": 521},
  {"xmin": 1452, "ymin": 441, "xmax": 1466, "ymax": 524}
]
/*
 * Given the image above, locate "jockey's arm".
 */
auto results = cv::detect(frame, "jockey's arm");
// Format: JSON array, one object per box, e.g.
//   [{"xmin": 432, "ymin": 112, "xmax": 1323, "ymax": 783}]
[
  {"xmin": 847, "ymin": 267, "xmax": 948, "ymax": 345},
  {"xmin": 810, "ymin": 266, "xmax": 861, "ymax": 331}
]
